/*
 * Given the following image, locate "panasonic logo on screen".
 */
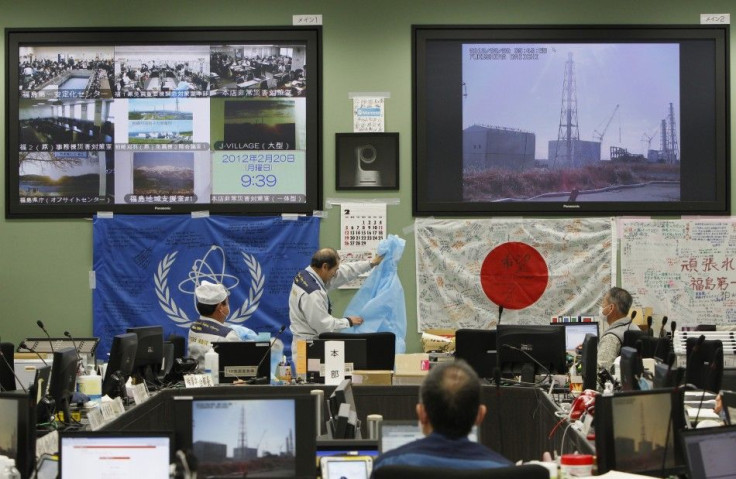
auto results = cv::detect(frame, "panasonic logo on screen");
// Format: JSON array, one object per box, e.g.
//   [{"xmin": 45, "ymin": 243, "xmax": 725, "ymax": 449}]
[
  {"xmin": 154, "ymin": 206, "xmax": 172, "ymax": 211},
  {"xmin": 562, "ymin": 204, "xmax": 581, "ymax": 209}
]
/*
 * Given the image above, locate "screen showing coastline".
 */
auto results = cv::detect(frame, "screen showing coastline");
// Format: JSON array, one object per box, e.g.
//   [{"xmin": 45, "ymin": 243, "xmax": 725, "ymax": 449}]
[{"xmin": 6, "ymin": 27, "xmax": 321, "ymax": 218}]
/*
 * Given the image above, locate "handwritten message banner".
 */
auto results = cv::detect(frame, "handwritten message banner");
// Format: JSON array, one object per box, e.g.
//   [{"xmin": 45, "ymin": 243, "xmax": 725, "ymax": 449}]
[
  {"xmin": 415, "ymin": 218, "xmax": 612, "ymax": 331},
  {"xmin": 93, "ymin": 215, "xmax": 319, "ymax": 358},
  {"xmin": 620, "ymin": 218, "xmax": 736, "ymax": 327}
]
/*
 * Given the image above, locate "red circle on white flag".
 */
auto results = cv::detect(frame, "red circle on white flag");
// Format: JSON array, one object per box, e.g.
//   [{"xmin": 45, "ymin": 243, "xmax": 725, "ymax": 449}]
[{"xmin": 480, "ymin": 242, "xmax": 549, "ymax": 310}]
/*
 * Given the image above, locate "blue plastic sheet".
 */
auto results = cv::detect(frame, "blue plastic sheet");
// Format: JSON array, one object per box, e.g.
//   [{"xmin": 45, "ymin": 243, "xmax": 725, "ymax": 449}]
[
  {"xmin": 230, "ymin": 324, "xmax": 258, "ymax": 341},
  {"xmin": 343, "ymin": 234, "xmax": 407, "ymax": 353}
]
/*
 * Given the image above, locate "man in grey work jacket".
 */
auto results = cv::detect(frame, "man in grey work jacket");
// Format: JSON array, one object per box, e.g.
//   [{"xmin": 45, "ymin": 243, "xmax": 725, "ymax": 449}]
[
  {"xmin": 597, "ymin": 286, "xmax": 639, "ymax": 371},
  {"xmin": 289, "ymin": 247, "xmax": 382, "ymax": 366}
]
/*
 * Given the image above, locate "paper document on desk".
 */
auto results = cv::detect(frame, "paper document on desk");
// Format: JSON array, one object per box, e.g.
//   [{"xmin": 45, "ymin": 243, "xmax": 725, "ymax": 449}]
[
  {"xmin": 685, "ymin": 391, "xmax": 716, "ymax": 400},
  {"xmin": 595, "ymin": 471, "xmax": 660, "ymax": 478},
  {"xmin": 686, "ymin": 406, "xmax": 720, "ymax": 419},
  {"xmin": 684, "ymin": 400, "xmax": 716, "ymax": 409}
]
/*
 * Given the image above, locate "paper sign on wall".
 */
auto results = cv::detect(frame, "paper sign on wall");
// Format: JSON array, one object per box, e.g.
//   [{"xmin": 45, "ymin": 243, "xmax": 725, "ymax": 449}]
[{"xmin": 353, "ymin": 97, "xmax": 384, "ymax": 132}]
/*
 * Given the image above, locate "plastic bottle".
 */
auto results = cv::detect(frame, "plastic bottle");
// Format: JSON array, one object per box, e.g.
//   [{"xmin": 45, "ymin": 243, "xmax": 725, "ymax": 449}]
[
  {"xmin": 277, "ymin": 355, "xmax": 292, "ymax": 383},
  {"xmin": 560, "ymin": 454, "xmax": 594, "ymax": 478},
  {"xmin": 0, "ymin": 456, "xmax": 9, "ymax": 479},
  {"xmin": 204, "ymin": 348, "xmax": 219, "ymax": 385},
  {"xmin": 77, "ymin": 368, "xmax": 102, "ymax": 404}
]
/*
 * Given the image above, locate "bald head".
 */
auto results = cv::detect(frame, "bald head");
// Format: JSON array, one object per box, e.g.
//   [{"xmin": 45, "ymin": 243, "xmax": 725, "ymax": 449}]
[
  {"xmin": 311, "ymin": 248, "xmax": 340, "ymax": 269},
  {"xmin": 420, "ymin": 359, "xmax": 481, "ymax": 438}
]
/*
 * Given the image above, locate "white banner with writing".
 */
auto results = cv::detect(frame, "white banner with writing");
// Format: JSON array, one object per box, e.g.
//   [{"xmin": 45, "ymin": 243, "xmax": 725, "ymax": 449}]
[{"xmin": 620, "ymin": 218, "xmax": 736, "ymax": 327}]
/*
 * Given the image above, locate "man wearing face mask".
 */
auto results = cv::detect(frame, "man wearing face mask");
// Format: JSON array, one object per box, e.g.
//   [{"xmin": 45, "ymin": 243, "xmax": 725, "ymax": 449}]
[
  {"xmin": 289, "ymin": 247, "xmax": 382, "ymax": 366},
  {"xmin": 597, "ymin": 286, "xmax": 638, "ymax": 371},
  {"xmin": 188, "ymin": 281, "xmax": 239, "ymax": 370}
]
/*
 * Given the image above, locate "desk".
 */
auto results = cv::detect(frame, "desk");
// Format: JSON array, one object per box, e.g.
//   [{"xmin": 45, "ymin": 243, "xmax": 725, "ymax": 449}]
[
  {"xmin": 101, "ymin": 385, "xmax": 592, "ymax": 462},
  {"xmin": 236, "ymin": 79, "xmax": 261, "ymax": 89}
]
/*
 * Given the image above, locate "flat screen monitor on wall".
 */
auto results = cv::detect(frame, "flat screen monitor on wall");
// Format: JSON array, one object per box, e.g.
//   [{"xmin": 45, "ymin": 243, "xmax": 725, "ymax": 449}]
[
  {"xmin": 412, "ymin": 25, "xmax": 730, "ymax": 216},
  {"xmin": 5, "ymin": 26, "xmax": 322, "ymax": 218}
]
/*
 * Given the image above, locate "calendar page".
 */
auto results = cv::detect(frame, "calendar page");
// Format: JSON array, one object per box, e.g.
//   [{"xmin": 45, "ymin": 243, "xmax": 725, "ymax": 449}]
[{"xmin": 339, "ymin": 203, "xmax": 386, "ymax": 289}]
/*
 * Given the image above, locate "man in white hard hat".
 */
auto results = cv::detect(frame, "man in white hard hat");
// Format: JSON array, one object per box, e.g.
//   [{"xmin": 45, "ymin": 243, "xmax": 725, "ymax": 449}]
[{"xmin": 188, "ymin": 281, "xmax": 239, "ymax": 370}]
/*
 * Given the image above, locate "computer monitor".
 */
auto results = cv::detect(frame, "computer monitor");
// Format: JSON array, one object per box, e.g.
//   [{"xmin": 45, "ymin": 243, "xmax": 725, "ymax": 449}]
[
  {"xmin": 619, "ymin": 346, "xmax": 644, "ymax": 391},
  {"xmin": 0, "ymin": 391, "xmax": 36, "ymax": 478},
  {"xmin": 30, "ymin": 365, "xmax": 52, "ymax": 424},
  {"xmin": 318, "ymin": 332, "xmax": 396, "ymax": 370},
  {"xmin": 306, "ymin": 339, "xmax": 367, "ymax": 384},
  {"xmin": 211, "ymin": 341, "xmax": 271, "ymax": 384},
  {"xmin": 680, "ymin": 425, "xmax": 736, "ymax": 479},
  {"xmin": 102, "ymin": 332, "xmax": 138, "ymax": 400},
  {"xmin": 454, "ymin": 329, "xmax": 497, "ymax": 380},
  {"xmin": 320, "ymin": 456, "xmax": 373, "ymax": 479},
  {"xmin": 328, "ymin": 379, "xmax": 360, "ymax": 439},
  {"xmin": 379, "ymin": 420, "xmax": 479, "ymax": 453},
  {"xmin": 721, "ymin": 368, "xmax": 736, "ymax": 391},
  {"xmin": 653, "ymin": 362, "xmax": 685, "ymax": 390},
  {"xmin": 60, "ymin": 431, "xmax": 173, "ymax": 478},
  {"xmin": 48, "ymin": 347, "xmax": 79, "ymax": 424},
  {"xmin": 595, "ymin": 388, "xmax": 686, "ymax": 476},
  {"xmin": 183, "ymin": 395, "xmax": 316, "ymax": 478},
  {"xmin": 316, "ymin": 438, "xmax": 380, "ymax": 460},
  {"xmin": 723, "ymin": 391, "xmax": 736, "ymax": 426},
  {"xmin": 0, "ymin": 342, "xmax": 16, "ymax": 391},
  {"xmin": 126, "ymin": 325, "xmax": 164, "ymax": 387},
  {"xmin": 685, "ymin": 337, "xmax": 724, "ymax": 393},
  {"xmin": 553, "ymin": 322, "xmax": 599, "ymax": 352},
  {"xmin": 496, "ymin": 324, "xmax": 566, "ymax": 384},
  {"xmin": 580, "ymin": 333, "xmax": 599, "ymax": 391}
]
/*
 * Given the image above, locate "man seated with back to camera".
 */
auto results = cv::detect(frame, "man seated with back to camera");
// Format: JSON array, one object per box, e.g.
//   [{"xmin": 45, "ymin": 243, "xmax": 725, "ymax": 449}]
[
  {"xmin": 188, "ymin": 281, "xmax": 239, "ymax": 370},
  {"xmin": 597, "ymin": 286, "xmax": 638, "ymax": 371},
  {"xmin": 371, "ymin": 359, "xmax": 512, "ymax": 473}
]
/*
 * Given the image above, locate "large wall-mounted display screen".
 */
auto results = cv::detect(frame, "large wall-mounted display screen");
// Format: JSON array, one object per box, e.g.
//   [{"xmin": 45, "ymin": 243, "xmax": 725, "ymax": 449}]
[
  {"xmin": 412, "ymin": 25, "xmax": 730, "ymax": 216},
  {"xmin": 5, "ymin": 27, "xmax": 321, "ymax": 218}
]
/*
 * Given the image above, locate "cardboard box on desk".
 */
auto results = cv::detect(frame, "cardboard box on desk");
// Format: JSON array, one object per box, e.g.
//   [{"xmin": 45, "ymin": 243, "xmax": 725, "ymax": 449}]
[
  {"xmin": 392, "ymin": 353, "xmax": 429, "ymax": 386},
  {"xmin": 629, "ymin": 307, "xmax": 653, "ymax": 329},
  {"xmin": 351, "ymin": 370, "xmax": 392, "ymax": 385},
  {"xmin": 421, "ymin": 329, "xmax": 456, "ymax": 353}
]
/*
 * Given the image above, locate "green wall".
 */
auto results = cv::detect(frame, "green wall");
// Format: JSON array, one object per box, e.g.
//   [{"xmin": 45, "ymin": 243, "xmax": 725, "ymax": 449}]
[{"xmin": 1, "ymin": 0, "xmax": 734, "ymax": 353}]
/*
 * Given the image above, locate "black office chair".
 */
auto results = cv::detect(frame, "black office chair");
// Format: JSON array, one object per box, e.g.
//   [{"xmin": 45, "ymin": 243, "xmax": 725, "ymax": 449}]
[
  {"xmin": 685, "ymin": 336, "xmax": 724, "ymax": 392},
  {"xmin": 318, "ymin": 332, "xmax": 395, "ymax": 370},
  {"xmin": 372, "ymin": 464, "xmax": 549, "ymax": 479},
  {"xmin": 623, "ymin": 330, "xmax": 671, "ymax": 360}
]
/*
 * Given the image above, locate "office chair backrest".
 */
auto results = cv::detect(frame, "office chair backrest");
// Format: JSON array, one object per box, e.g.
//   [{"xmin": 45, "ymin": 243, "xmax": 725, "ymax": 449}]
[
  {"xmin": 318, "ymin": 332, "xmax": 395, "ymax": 370},
  {"xmin": 372, "ymin": 463, "xmax": 549, "ymax": 479},
  {"xmin": 685, "ymin": 337, "xmax": 724, "ymax": 392}
]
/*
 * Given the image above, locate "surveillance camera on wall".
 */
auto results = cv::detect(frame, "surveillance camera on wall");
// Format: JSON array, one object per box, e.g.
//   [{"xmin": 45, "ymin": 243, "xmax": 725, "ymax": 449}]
[{"xmin": 354, "ymin": 144, "xmax": 381, "ymax": 187}]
